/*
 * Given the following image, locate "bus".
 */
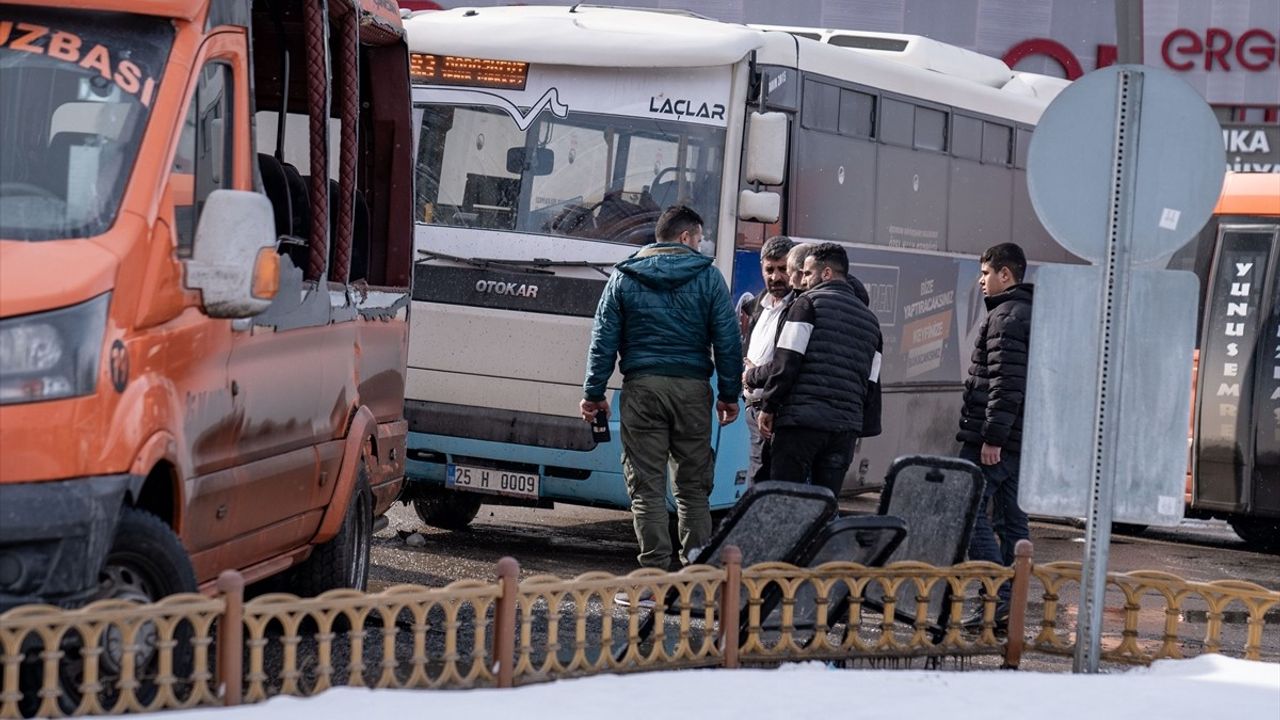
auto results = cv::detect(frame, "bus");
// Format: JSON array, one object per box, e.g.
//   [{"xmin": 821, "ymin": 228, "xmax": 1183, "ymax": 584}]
[
  {"xmin": 398, "ymin": 5, "xmax": 1071, "ymax": 529},
  {"xmin": 1186, "ymin": 172, "xmax": 1280, "ymax": 550}
]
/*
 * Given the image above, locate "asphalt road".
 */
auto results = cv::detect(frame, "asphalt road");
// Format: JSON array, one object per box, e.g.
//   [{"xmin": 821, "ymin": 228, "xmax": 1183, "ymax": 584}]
[
  {"xmin": 368, "ymin": 492, "xmax": 1280, "ymax": 669},
  {"xmin": 371, "ymin": 493, "xmax": 1280, "ymax": 590}
]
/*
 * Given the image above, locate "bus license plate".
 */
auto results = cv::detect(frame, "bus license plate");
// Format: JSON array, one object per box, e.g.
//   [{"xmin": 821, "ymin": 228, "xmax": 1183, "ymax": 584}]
[{"xmin": 446, "ymin": 463, "xmax": 540, "ymax": 499}]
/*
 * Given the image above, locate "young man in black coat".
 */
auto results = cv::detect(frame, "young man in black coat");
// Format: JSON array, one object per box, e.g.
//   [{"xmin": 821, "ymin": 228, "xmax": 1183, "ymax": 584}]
[{"xmin": 957, "ymin": 242, "xmax": 1034, "ymax": 629}]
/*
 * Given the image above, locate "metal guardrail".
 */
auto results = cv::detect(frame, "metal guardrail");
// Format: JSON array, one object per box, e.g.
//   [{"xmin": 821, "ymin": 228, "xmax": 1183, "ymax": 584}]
[{"xmin": 2, "ymin": 541, "xmax": 1276, "ymax": 718}]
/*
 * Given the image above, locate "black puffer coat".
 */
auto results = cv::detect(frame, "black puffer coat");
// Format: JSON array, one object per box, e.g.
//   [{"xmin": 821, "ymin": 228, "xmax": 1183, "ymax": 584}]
[
  {"xmin": 759, "ymin": 278, "xmax": 882, "ymax": 434},
  {"xmin": 957, "ymin": 284, "xmax": 1034, "ymax": 452}
]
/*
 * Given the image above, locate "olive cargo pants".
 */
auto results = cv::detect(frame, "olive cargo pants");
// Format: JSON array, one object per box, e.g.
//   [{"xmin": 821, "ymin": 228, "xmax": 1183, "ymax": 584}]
[{"xmin": 619, "ymin": 375, "xmax": 714, "ymax": 569}]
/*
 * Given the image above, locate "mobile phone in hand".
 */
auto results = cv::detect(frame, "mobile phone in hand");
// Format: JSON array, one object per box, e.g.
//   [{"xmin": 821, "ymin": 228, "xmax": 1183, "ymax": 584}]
[{"xmin": 591, "ymin": 409, "xmax": 610, "ymax": 443}]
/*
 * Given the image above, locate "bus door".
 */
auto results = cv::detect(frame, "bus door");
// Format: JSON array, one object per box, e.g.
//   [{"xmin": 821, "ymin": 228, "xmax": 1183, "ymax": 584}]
[{"xmin": 1193, "ymin": 224, "xmax": 1280, "ymax": 518}]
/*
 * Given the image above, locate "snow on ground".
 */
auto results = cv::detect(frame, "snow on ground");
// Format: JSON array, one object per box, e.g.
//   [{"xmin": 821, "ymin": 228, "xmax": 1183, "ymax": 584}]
[{"xmin": 96, "ymin": 655, "xmax": 1279, "ymax": 720}]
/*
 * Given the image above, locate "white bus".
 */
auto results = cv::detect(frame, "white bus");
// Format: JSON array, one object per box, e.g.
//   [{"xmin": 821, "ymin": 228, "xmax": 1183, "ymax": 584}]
[{"xmin": 399, "ymin": 5, "xmax": 1070, "ymax": 529}]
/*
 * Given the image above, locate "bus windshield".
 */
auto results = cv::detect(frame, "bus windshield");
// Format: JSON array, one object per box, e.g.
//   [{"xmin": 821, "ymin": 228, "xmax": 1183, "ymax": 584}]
[
  {"xmin": 414, "ymin": 104, "xmax": 725, "ymax": 247},
  {"xmin": 0, "ymin": 6, "xmax": 173, "ymax": 240}
]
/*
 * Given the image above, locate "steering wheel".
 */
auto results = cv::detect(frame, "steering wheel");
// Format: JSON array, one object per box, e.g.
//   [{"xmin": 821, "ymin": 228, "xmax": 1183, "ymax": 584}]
[
  {"xmin": 651, "ymin": 166, "xmax": 698, "ymax": 190},
  {"xmin": 0, "ymin": 181, "xmax": 60, "ymax": 202}
]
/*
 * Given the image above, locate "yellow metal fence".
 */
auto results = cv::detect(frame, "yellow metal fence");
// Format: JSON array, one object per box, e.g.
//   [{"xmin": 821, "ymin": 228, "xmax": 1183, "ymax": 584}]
[{"xmin": 2, "ymin": 541, "xmax": 1277, "ymax": 718}]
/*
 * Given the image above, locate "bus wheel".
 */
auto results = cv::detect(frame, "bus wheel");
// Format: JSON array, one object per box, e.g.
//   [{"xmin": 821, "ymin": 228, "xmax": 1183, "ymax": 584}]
[
  {"xmin": 292, "ymin": 468, "xmax": 372, "ymax": 595},
  {"xmin": 1113, "ymin": 523, "xmax": 1149, "ymax": 536},
  {"xmin": 1229, "ymin": 517, "xmax": 1280, "ymax": 553},
  {"xmin": 413, "ymin": 490, "xmax": 482, "ymax": 530}
]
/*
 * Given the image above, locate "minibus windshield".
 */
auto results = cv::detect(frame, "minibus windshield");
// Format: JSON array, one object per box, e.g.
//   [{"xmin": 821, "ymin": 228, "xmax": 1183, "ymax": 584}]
[{"xmin": 0, "ymin": 6, "xmax": 173, "ymax": 240}]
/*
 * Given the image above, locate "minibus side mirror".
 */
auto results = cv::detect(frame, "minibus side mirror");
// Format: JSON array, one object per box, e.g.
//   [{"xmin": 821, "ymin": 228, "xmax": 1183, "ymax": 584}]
[
  {"xmin": 507, "ymin": 146, "xmax": 555, "ymax": 176},
  {"xmin": 738, "ymin": 189, "xmax": 780, "ymax": 224},
  {"xmin": 743, "ymin": 111, "xmax": 787, "ymax": 186},
  {"xmin": 185, "ymin": 189, "xmax": 280, "ymax": 319}
]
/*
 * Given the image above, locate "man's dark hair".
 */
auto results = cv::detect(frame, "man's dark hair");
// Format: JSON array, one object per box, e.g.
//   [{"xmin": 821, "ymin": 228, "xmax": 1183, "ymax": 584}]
[
  {"xmin": 760, "ymin": 235, "xmax": 794, "ymax": 262},
  {"xmin": 655, "ymin": 205, "xmax": 704, "ymax": 243},
  {"xmin": 787, "ymin": 242, "xmax": 815, "ymax": 269},
  {"xmin": 810, "ymin": 242, "xmax": 849, "ymax": 277},
  {"xmin": 981, "ymin": 242, "xmax": 1027, "ymax": 283}
]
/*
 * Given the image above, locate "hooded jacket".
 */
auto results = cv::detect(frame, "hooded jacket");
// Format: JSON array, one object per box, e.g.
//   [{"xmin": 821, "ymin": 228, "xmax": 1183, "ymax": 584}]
[
  {"xmin": 957, "ymin": 283, "xmax": 1034, "ymax": 452},
  {"xmin": 583, "ymin": 243, "xmax": 743, "ymax": 402}
]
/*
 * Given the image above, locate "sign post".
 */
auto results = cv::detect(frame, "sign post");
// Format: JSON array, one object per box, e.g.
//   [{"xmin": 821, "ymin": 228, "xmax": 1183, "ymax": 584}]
[{"xmin": 1022, "ymin": 65, "xmax": 1225, "ymax": 673}]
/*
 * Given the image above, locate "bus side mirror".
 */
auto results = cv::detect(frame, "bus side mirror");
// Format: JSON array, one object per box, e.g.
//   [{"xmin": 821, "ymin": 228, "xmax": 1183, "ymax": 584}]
[
  {"xmin": 507, "ymin": 146, "xmax": 555, "ymax": 176},
  {"xmin": 185, "ymin": 189, "xmax": 279, "ymax": 319},
  {"xmin": 738, "ymin": 189, "xmax": 780, "ymax": 224},
  {"xmin": 744, "ymin": 111, "xmax": 787, "ymax": 185}
]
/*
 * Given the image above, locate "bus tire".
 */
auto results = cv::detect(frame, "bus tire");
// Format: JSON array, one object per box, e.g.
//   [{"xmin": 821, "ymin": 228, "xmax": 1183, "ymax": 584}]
[
  {"xmin": 1228, "ymin": 516, "xmax": 1280, "ymax": 553},
  {"xmin": 1113, "ymin": 523, "xmax": 1149, "ymax": 536},
  {"xmin": 291, "ymin": 469, "xmax": 373, "ymax": 595},
  {"xmin": 413, "ymin": 490, "xmax": 482, "ymax": 530}
]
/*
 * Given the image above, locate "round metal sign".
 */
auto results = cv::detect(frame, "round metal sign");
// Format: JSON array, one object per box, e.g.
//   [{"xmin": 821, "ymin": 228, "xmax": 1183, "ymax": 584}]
[{"xmin": 1027, "ymin": 65, "xmax": 1225, "ymax": 265}]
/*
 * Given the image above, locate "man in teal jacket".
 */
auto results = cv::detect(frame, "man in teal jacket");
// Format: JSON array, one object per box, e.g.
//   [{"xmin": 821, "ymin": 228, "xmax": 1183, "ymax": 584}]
[{"xmin": 580, "ymin": 205, "xmax": 742, "ymax": 575}]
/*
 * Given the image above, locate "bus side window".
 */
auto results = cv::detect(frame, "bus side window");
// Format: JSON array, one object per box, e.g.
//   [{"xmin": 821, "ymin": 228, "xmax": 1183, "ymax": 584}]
[
  {"xmin": 838, "ymin": 89, "xmax": 876, "ymax": 139},
  {"xmin": 952, "ymin": 114, "xmax": 982, "ymax": 161},
  {"xmin": 914, "ymin": 105, "xmax": 947, "ymax": 152},
  {"xmin": 879, "ymin": 98, "xmax": 912, "ymax": 147},
  {"xmin": 982, "ymin": 122, "xmax": 1012, "ymax": 166},
  {"xmin": 801, "ymin": 79, "xmax": 839, "ymax": 133},
  {"xmin": 1015, "ymin": 128, "xmax": 1032, "ymax": 169},
  {"xmin": 174, "ymin": 63, "xmax": 234, "ymax": 257}
]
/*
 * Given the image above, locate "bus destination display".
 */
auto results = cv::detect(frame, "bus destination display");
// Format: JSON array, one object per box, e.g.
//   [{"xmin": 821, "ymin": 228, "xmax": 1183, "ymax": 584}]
[{"xmin": 410, "ymin": 53, "xmax": 528, "ymax": 90}]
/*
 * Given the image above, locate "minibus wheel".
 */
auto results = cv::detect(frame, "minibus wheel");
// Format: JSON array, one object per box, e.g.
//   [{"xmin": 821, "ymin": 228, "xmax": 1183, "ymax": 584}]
[
  {"xmin": 19, "ymin": 507, "xmax": 198, "ymax": 715},
  {"xmin": 291, "ymin": 467, "xmax": 373, "ymax": 595},
  {"xmin": 413, "ymin": 489, "xmax": 482, "ymax": 531}
]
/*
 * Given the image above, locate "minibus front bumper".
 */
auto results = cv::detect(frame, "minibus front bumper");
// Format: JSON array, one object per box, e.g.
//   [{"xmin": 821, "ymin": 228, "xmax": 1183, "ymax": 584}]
[{"xmin": 0, "ymin": 474, "xmax": 136, "ymax": 611}]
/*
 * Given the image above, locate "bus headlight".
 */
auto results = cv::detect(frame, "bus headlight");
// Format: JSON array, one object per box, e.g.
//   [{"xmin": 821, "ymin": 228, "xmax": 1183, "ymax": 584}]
[{"xmin": 0, "ymin": 293, "xmax": 110, "ymax": 405}]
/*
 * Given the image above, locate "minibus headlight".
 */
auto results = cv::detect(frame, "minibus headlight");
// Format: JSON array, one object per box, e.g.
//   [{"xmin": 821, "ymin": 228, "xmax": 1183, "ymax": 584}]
[{"xmin": 0, "ymin": 293, "xmax": 110, "ymax": 405}]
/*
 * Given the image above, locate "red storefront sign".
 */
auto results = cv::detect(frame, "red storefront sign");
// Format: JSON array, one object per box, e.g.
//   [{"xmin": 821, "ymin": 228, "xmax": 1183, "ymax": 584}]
[{"xmin": 1003, "ymin": 28, "xmax": 1278, "ymax": 79}]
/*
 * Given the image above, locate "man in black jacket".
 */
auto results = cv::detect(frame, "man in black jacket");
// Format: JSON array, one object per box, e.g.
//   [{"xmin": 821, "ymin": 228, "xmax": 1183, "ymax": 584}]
[
  {"xmin": 756, "ymin": 243, "xmax": 883, "ymax": 497},
  {"xmin": 957, "ymin": 242, "xmax": 1034, "ymax": 628}
]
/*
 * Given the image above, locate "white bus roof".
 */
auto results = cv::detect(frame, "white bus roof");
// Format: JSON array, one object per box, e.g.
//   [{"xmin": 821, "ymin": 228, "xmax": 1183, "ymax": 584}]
[
  {"xmin": 402, "ymin": 5, "xmax": 766, "ymax": 68},
  {"xmin": 754, "ymin": 27, "xmax": 1066, "ymax": 123},
  {"xmin": 753, "ymin": 25, "xmax": 1017, "ymax": 88},
  {"xmin": 403, "ymin": 7, "xmax": 1068, "ymax": 123}
]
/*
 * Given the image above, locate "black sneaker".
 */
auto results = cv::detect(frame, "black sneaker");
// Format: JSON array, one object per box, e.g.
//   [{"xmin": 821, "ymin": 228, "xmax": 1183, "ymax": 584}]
[{"xmin": 960, "ymin": 602, "xmax": 1011, "ymax": 631}]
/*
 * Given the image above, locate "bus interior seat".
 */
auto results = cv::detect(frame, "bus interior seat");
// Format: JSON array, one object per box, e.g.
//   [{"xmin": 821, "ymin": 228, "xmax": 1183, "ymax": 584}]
[
  {"xmin": 278, "ymin": 162, "xmax": 312, "ymax": 271},
  {"xmin": 650, "ymin": 174, "xmax": 711, "ymax": 212},
  {"xmin": 281, "ymin": 162, "xmax": 311, "ymax": 238},
  {"xmin": 648, "ymin": 179, "xmax": 681, "ymax": 210},
  {"xmin": 635, "ymin": 187, "xmax": 661, "ymax": 213},
  {"xmin": 44, "ymin": 131, "xmax": 97, "ymax": 197},
  {"xmin": 256, "ymin": 153, "xmax": 292, "ymax": 238},
  {"xmin": 321, "ymin": 178, "xmax": 372, "ymax": 282}
]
